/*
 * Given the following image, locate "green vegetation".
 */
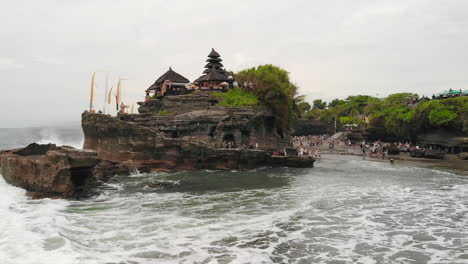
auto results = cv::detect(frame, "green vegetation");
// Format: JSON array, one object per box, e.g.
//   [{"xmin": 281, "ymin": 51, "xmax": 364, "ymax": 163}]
[
  {"xmin": 223, "ymin": 63, "xmax": 466, "ymax": 140},
  {"xmin": 157, "ymin": 110, "xmax": 173, "ymax": 116},
  {"xmin": 301, "ymin": 93, "xmax": 467, "ymax": 140},
  {"xmin": 235, "ymin": 65, "xmax": 303, "ymax": 131},
  {"xmin": 213, "ymin": 88, "xmax": 259, "ymax": 107}
]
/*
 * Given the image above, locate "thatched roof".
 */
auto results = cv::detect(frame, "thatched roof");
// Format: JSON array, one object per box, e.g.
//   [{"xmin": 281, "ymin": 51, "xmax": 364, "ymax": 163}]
[
  {"xmin": 195, "ymin": 49, "xmax": 229, "ymax": 83},
  {"xmin": 206, "ymin": 57, "xmax": 222, "ymax": 63},
  {"xmin": 208, "ymin": 48, "xmax": 220, "ymax": 58},
  {"xmin": 194, "ymin": 70, "xmax": 229, "ymax": 83},
  {"xmin": 204, "ymin": 62, "xmax": 223, "ymax": 68},
  {"xmin": 149, "ymin": 67, "xmax": 189, "ymax": 90}
]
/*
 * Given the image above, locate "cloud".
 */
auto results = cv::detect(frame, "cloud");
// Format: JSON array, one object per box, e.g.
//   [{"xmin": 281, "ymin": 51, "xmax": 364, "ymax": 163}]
[
  {"xmin": 1, "ymin": 0, "xmax": 468, "ymax": 127},
  {"xmin": 0, "ymin": 58, "xmax": 24, "ymax": 70},
  {"xmin": 33, "ymin": 56, "xmax": 64, "ymax": 65}
]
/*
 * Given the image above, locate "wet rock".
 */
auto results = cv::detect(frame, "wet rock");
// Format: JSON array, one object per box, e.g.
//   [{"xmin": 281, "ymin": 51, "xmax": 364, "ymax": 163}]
[
  {"xmin": 0, "ymin": 145, "xmax": 100, "ymax": 198},
  {"xmin": 457, "ymin": 152, "xmax": 468, "ymax": 160},
  {"xmin": 13, "ymin": 143, "xmax": 57, "ymax": 156}
]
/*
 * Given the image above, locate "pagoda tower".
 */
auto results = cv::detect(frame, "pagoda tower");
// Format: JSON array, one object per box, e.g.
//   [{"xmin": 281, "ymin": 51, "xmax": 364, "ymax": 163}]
[
  {"xmin": 195, "ymin": 49, "xmax": 230, "ymax": 89},
  {"xmin": 203, "ymin": 49, "xmax": 226, "ymax": 74}
]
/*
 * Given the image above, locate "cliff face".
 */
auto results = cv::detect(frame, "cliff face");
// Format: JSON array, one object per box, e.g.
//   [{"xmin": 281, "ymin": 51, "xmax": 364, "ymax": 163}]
[
  {"xmin": 82, "ymin": 113, "xmax": 314, "ymax": 171},
  {"xmin": 131, "ymin": 93, "xmax": 290, "ymax": 151}
]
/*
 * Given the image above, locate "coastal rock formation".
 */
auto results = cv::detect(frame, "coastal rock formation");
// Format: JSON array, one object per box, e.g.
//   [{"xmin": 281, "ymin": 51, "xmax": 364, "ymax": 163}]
[
  {"xmin": 133, "ymin": 92, "xmax": 289, "ymax": 151},
  {"xmin": 0, "ymin": 144, "xmax": 102, "ymax": 198},
  {"xmin": 82, "ymin": 112, "xmax": 314, "ymax": 171}
]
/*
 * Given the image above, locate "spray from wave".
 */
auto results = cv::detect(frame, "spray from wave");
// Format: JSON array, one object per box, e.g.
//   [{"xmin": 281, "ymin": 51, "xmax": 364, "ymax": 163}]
[{"xmin": 0, "ymin": 126, "xmax": 83, "ymax": 150}]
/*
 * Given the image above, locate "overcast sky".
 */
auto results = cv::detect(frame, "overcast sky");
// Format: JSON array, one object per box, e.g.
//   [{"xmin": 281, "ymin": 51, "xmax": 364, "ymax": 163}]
[{"xmin": 1, "ymin": 0, "xmax": 467, "ymax": 127}]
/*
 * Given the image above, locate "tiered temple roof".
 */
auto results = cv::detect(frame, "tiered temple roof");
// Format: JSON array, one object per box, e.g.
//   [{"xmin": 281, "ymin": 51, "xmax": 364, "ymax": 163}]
[
  {"xmin": 194, "ymin": 49, "xmax": 229, "ymax": 83},
  {"xmin": 148, "ymin": 67, "xmax": 189, "ymax": 90}
]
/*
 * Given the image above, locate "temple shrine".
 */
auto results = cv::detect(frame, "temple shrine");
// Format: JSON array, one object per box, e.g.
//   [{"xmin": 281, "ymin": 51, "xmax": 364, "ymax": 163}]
[
  {"xmin": 194, "ymin": 48, "xmax": 232, "ymax": 90},
  {"xmin": 147, "ymin": 49, "xmax": 233, "ymax": 98}
]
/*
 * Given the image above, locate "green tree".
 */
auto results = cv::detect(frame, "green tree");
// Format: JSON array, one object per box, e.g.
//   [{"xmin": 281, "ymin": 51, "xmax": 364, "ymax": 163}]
[
  {"xmin": 236, "ymin": 64, "xmax": 301, "ymax": 131},
  {"xmin": 313, "ymin": 99, "xmax": 327, "ymax": 109},
  {"xmin": 328, "ymin": 99, "xmax": 345, "ymax": 108}
]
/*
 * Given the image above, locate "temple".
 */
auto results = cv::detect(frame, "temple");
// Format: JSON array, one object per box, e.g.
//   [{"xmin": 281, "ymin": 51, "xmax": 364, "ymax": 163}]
[
  {"xmin": 194, "ymin": 48, "xmax": 232, "ymax": 90},
  {"xmin": 148, "ymin": 67, "xmax": 190, "ymax": 97},
  {"xmin": 147, "ymin": 49, "xmax": 233, "ymax": 98}
]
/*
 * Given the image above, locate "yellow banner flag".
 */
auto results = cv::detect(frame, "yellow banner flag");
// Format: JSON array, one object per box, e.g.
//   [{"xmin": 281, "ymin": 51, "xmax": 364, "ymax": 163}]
[
  {"xmin": 107, "ymin": 87, "xmax": 113, "ymax": 104},
  {"xmin": 90, "ymin": 72, "xmax": 96, "ymax": 110},
  {"xmin": 116, "ymin": 80, "xmax": 121, "ymax": 106}
]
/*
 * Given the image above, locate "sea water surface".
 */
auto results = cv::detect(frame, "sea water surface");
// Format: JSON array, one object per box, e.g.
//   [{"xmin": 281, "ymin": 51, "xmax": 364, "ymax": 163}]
[{"xmin": 0, "ymin": 127, "xmax": 467, "ymax": 264}]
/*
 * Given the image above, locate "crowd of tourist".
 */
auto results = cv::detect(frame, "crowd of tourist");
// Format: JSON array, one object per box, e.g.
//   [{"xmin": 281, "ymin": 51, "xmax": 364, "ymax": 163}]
[{"xmin": 291, "ymin": 135, "xmax": 331, "ymax": 160}]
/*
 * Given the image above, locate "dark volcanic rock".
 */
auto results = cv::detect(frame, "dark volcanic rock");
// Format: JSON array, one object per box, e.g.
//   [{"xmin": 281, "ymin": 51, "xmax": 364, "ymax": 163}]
[
  {"xmin": 0, "ymin": 145, "xmax": 100, "ymax": 198},
  {"xmin": 14, "ymin": 143, "xmax": 57, "ymax": 156},
  {"xmin": 133, "ymin": 93, "xmax": 287, "ymax": 151},
  {"xmin": 82, "ymin": 113, "xmax": 315, "ymax": 171}
]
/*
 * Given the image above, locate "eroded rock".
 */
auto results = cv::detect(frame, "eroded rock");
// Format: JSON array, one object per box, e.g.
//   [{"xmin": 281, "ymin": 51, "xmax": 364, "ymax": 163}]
[{"xmin": 0, "ymin": 144, "xmax": 100, "ymax": 198}]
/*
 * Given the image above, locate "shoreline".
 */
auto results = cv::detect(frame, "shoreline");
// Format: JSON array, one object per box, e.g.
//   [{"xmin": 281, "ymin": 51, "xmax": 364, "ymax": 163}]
[{"xmin": 320, "ymin": 151, "xmax": 467, "ymax": 176}]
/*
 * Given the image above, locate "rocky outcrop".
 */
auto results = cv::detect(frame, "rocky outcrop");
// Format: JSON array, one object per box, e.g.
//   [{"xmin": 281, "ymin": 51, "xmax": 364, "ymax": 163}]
[
  {"xmin": 138, "ymin": 92, "xmax": 219, "ymax": 115},
  {"xmin": 0, "ymin": 144, "xmax": 105, "ymax": 198},
  {"xmin": 132, "ymin": 93, "xmax": 287, "ymax": 151},
  {"xmin": 82, "ymin": 113, "xmax": 315, "ymax": 171}
]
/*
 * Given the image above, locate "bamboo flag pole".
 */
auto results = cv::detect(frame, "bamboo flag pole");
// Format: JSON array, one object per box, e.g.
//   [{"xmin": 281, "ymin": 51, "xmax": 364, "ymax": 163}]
[
  {"xmin": 90, "ymin": 72, "xmax": 96, "ymax": 111},
  {"xmin": 131, "ymin": 103, "xmax": 134, "ymax": 114}
]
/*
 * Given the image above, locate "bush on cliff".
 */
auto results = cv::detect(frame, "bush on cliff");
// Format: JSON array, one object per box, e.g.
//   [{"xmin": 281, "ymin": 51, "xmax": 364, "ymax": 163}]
[
  {"xmin": 213, "ymin": 88, "xmax": 259, "ymax": 107},
  {"xmin": 235, "ymin": 64, "xmax": 302, "ymax": 131},
  {"xmin": 157, "ymin": 110, "xmax": 173, "ymax": 116}
]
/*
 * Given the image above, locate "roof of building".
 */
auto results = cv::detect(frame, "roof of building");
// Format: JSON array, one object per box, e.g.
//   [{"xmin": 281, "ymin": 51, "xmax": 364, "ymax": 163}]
[
  {"xmin": 194, "ymin": 70, "xmax": 230, "ymax": 83},
  {"xmin": 195, "ymin": 49, "xmax": 229, "ymax": 83},
  {"xmin": 149, "ymin": 67, "xmax": 190, "ymax": 90},
  {"xmin": 208, "ymin": 48, "xmax": 220, "ymax": 58}
]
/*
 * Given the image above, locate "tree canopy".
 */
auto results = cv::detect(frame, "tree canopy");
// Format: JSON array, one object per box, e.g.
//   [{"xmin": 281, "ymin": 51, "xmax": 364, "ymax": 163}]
[
  {"xmin": 301, "ymin": 93, "xmax": 467, "ymax": 141},
  {"xmin": 235, "ymin": 64, "xmax": 302, "ymax": 132}
]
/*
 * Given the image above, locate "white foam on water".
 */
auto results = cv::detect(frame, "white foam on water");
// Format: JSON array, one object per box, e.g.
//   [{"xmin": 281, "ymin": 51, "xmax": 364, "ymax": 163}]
[
  {"xmin": 0, "ymin": 176, "xmax": 78, "ymax": 264},
  {"xmin": 1, "ymin": 156, "xmax": 467, "ymax": 263},
  {"xmin": 35, "ymin": 136, "xmax": 83, "ymax": 150}
]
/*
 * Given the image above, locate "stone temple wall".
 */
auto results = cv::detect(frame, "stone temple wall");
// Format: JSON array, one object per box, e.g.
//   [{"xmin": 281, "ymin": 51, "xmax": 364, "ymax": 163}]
[{"xmin": 138, "ymin": 92, "xmax": 219, "ymax": 115}]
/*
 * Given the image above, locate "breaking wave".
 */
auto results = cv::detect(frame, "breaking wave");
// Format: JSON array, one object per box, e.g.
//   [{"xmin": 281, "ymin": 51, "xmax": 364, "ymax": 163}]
[{"xmin": 0, "ymin": 152, "xmax": 467, "ymax": 263}]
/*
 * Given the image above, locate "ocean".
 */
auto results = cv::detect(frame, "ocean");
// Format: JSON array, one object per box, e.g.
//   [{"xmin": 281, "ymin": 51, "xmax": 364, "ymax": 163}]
[{"xmin": 0, "ymin": 126, "xmax": 467, "ymax": 263}]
